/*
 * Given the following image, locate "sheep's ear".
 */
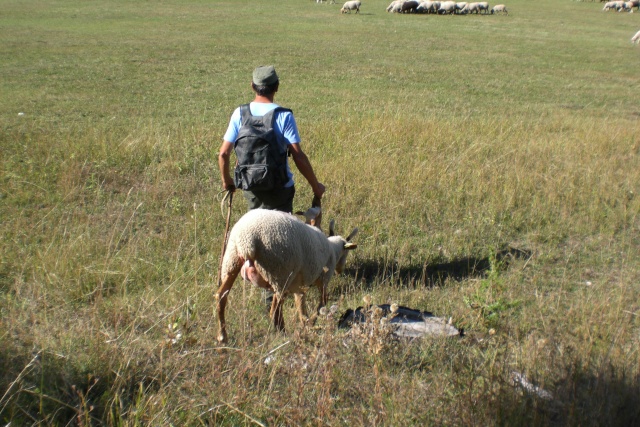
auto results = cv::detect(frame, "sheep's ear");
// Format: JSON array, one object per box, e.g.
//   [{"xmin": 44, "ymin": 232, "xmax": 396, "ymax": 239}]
[
  {"xmin": 329, "ymin": 219, "xmax": 336, "ymax": 237},
  {"xmin": 346, "ymin": 227, "xmax": 359, "ymax": 242},
  {"xmin": 344, "ymin": 243, "xmax": 358, "ymax": 250}
]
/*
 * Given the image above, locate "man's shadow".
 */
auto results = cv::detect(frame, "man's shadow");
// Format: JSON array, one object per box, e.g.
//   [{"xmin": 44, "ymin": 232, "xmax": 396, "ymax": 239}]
[{"xmin": 345, "ymin": 246, "xmax": 533, "ymax": 288}]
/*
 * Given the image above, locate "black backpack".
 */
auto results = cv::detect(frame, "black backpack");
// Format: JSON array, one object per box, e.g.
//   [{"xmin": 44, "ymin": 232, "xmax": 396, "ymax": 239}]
[{"xmin": 233, "ymin": 104, "xmax": 291, "ymax": 192}]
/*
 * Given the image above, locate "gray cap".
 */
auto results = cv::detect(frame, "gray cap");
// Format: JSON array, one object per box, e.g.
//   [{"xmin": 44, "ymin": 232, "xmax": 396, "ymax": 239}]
[{"xmin": 252, "ymin": 65, "xmax": 279, "ymax": 86}]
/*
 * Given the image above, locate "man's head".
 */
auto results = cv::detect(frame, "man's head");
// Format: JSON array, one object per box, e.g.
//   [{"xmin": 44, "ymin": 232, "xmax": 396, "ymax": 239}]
[{"xmin": 252, "ymin": 65, "xmax": 279, "ymax": 97}]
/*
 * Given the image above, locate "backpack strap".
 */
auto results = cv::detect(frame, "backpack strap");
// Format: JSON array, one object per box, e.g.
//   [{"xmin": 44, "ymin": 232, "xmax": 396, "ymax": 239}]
[
  {"xmin": 237, "ymin": 104, "xmax": 293, "ymax": 133},
  {"xmin": 239, "ymin": 103, "xmax": 252, "ymax": 125}
]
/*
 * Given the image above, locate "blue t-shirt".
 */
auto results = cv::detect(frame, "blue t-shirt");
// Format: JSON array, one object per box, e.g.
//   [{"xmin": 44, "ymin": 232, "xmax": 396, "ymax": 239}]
[{"xmin": 223, "ymin": 103, "xmax": 300, "ymax": 188}]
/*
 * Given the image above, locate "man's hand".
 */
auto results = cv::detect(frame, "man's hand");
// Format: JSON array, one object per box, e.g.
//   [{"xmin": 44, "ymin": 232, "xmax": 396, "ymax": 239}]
[
  {"xmin": 313, "ymin": 182, "xmax": 325, "ymax": 199},
  {"xmin": 223, "ymin": 181, "xmax": 236, "ymax": 193}
]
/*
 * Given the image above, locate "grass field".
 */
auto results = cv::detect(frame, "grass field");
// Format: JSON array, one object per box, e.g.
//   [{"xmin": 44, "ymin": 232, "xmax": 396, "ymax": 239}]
[{"xmin": 1, "ymin": 0, "xmax": 640, "ymax": 425}]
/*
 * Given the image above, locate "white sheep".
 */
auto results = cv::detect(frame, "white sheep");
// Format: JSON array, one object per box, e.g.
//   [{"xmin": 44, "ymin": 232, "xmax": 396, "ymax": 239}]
[
  {"xmin": 477, "ymin": 1, "xmax": 490, "ymax": 13},
  {"xmin": 422, "ymin": 1, "xmax": 440, "ymax": 13},
  {"xmin": 491, "ymin": 3, "xmax": 508, "ymax": 14},
  {"xmin": 603, "ymin": 0, "xmax": 624, "ymax": 10},
  {"xmin": 390, "ymin": 1, "xmax": 405, "ymax": 12},
  {"xmin": 455, "ymin": 2, "xmax": 468, "ymax": 13},
  {"xmin": 386, "ymin": 0, "xmax": 401, "ymax": 12},
  {"xmin": 341, "ymin": 0, "xmax": 361, "ymax": 13},
  {"xmin": 465, "ymin": 2, "xmax": 481, "ymax": 14},
  {"xmin": 215, "ymin": 209, "xmax": 358, "ymax": 343},
  {"xmin": 632, "ymin": 29, "xmax": 640, "ymax": 44},
  {"xmin": 439, "ymin": 1, "xmax": 457, "ymax": 13}
]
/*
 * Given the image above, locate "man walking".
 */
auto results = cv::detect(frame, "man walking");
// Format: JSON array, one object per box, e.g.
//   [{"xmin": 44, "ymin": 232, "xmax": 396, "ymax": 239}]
[{"xmin": 218, "ymin": 65, "xmax": 325, "ymax": 212}]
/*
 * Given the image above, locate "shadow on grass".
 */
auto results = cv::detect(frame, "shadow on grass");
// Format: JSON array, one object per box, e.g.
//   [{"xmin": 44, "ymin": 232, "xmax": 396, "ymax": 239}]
[
  {"xmin": 346, "ymin": 245, "xmax": 532, "ymax": 289},
  {"xmin": 0, "ymin": 344, "xmax": 159, "ymax": 426},
  {"xmin": 493, "ymin": 367, "xmax": 640, "ymax": 426}
]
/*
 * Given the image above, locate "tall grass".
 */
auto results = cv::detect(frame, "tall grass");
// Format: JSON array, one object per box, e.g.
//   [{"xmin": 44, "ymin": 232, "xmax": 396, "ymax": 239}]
[{"xmin": 1, "ymin": 0, "xmax": 639, "ymax": 425}]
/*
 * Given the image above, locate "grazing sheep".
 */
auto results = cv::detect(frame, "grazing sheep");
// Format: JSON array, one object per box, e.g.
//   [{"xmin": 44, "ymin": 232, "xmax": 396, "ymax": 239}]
[
  {"xmin": 477, "ymin": 1, "xmax": 490, "ymax": 13},
  {"xmin": 465, "ymin": 2, "xmax": 481, "ymax": 14},
  {"xmin": 630, "ymin": 0, "xmax": 639, "ymax": 10},
  {"xmin": 387, "ymin": 0, "xmax": 402, "ymax": 11},
  {"xmin": 424, "ymin": 1, "xmax": 441, "ymax": 12},
  {"xmin": 215, "ymin": 209, "xmax": 358, "ymax": 343},
  {"xmin": 491, "ymin": 3, "xmax": 508, "ymax": 14},
  {"xmin": 603, "ymin": 0, "xmax": 624, "ymax": 10},
  {"xmin": 390, "ymin": 1, "xmax": 405, "ymax": 12},
  {"xmin": 439, "ymin": 1, "xmax": 457, "ymax": 13},
  {"xmin": 621, "ymin": 1, "xmax": 633, "ymax": 10},
  {"xmin": 455, "ymin": 2, "xmax": 468, "ymax": 13},
  {"xmin": 632, "ymin": 29, "xmax": 640, "ymax": 44},
  {"xmin": 341, "ymin": 0, "xmax": 361, "ymax": 13},
  {"xmin": 401, "ymin": 0, "xmax": 420, "ymax": 12}
]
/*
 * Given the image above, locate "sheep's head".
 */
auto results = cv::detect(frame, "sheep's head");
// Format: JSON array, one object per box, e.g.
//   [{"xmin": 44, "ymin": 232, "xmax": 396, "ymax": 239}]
[
  {"xmin": 329, "ymin": 220, "xmax": 358, "ymax": 274},
  {"xmin": 295, "ymin": 195, "xmax": 323, "ymax": 230}
]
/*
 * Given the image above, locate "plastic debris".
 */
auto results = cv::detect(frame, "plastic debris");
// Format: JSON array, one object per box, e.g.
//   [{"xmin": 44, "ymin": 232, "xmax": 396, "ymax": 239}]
[{"xmin": 339, "ymin": 304, "xmax": 462, "ymax": 338}]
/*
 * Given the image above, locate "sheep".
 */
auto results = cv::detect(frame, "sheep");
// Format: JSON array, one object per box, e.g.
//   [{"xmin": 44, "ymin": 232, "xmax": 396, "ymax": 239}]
[
  {"xmin": 603, "ymin": 0, "xmax": 624, "ymax": 10},
  {"xmin": 621, "ymin": 1, "xmax": 633, "ymax": 10},
  {"xmin": 491, "ymin": 3, "xmax": 508, "ymax": 14},
  {"xmin": 341, "ymin": 0, "xmax": 361, "ymax": 13},
  {"xmin": 465, "ymin": 3, "xmax": 481, "ymax": 14},
  {"xmin": 390, "ymin": 1, "xmax": 405, "ymax": 12},
  {"xmin": 439, "ymin": 1, "xmax": 457, "ymax": 13},
  {"xmin": 401, "ymin": 0, "xmax": 420, "ymax": 12},
  {"xmin": 215, "ymin": 209, "xmax": 358, "ymax": 343},
  {"xmin": 386, "ymin": 0, "xmax": 402, "ymax": 12},
  {"xmin": 424, "ymin": 1, "xmax": 441, "ymax": 12},
  {"xmin": 416, "ymin": 1, "xmax": 439, "ymax": 12},
  {"xmin": 477, "ymin": 1, "xmax": 490, "ymax": 13},
  {"xmin": 632, "ymin": 29, "xmax": 640, "ymax": 44},
  {"xmin": 630, "ymin": 0, "xmax": 639, "ymax": 10},
  {"xmin": 455, "ymin": 2, "xmax": 468, "ymax": 13}
]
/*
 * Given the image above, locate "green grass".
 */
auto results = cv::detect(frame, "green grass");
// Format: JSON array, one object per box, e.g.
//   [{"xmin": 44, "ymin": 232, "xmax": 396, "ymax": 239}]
[{"xmin": 1, "ymin": 0, "xmax": 640, "ymax": 425}]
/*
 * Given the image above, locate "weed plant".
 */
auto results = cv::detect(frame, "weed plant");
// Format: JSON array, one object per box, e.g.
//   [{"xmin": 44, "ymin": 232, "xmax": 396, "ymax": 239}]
[{"xmin": 1, "ymin": 0, "xmax": 639, "ymax": 425}]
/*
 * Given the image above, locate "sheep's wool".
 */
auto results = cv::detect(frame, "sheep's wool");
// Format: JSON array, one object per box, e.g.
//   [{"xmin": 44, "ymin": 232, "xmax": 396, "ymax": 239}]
[{"xmin": 223, "ymin": 209, "xmax": 346, "ymax": 295}]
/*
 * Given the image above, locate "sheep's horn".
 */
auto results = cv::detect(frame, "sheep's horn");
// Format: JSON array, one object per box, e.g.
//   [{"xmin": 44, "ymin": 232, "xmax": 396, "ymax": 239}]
[{"xmin": 346, "ymin": 227, "xmax": 359, "ymax": 242}]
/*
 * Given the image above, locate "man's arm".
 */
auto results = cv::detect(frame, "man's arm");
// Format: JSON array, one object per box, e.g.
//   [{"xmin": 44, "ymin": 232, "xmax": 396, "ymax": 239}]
[
  {"xmin": 289, "ymin": 143, "xmax": 325, "ymax": 199},
  {"xmin": 218, "ymin": 140, "xmax": 236, "ymax": 192}
]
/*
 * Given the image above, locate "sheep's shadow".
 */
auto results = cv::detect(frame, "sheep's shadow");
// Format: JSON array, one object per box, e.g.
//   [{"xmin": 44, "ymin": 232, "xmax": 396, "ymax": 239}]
[{"xmin": 345, "ymin": 246, "xmax": 532, "ymax": 288}]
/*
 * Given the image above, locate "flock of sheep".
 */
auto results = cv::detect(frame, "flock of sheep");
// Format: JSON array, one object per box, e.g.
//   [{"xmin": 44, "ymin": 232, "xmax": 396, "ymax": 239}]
[
  {"xmin": 386, "ymin": 1, "xmax": 507, "ymax": 14},
  {"xmin": 330, "ymin": 0, "xmax": 509, "ymax": 14},
  {"xmin": 598, "ymin": 1, "xmax": 640, "ymax": 46},
  {"xmin": 602, "ymin": 0, "xmax": 639, "ymax": 11}
]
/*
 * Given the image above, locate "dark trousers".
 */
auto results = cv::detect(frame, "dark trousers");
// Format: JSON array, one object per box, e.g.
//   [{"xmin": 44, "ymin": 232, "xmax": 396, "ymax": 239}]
[{"xmin": 242, "ymin": 185, "xmax": 295, "ymax": 213}]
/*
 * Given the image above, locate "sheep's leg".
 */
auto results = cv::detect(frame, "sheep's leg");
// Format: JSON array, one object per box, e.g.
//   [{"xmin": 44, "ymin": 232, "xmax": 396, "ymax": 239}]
[
  {"xmin": 316, "ymin": 282, "xmax": 328, "ymax": 313},
  {"xmin": 216, "ymin": 260, "xmax": 241, "ymax": 343},
  {"xmin": 270, "ymin": 293, "xmax": 285, "ymax": 332},
  {"xmin": 295, "ymin": 293, "xmax": 310, "ymax": 324}
]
